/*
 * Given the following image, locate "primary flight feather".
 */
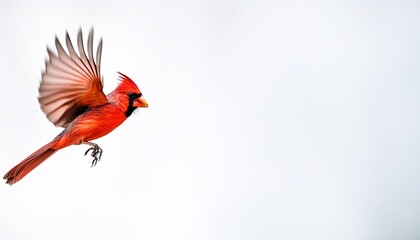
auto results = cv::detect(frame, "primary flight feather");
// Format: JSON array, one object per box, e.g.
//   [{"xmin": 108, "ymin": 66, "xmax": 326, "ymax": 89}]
[{"xmin": 4, "ymin": 29, "xmax": 148, "ymax": 185}]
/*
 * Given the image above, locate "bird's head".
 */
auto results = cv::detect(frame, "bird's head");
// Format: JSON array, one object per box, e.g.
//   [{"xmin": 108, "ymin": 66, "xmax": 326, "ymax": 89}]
[{"xmin": 114, "ymin": 72, "xmax": 148, "ymax": 117}]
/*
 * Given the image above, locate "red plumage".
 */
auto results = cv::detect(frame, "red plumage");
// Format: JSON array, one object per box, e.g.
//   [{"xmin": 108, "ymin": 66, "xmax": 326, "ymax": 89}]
[{"xmin": 3, "ymin": 29, "xmax": 148, "ymax": 185}]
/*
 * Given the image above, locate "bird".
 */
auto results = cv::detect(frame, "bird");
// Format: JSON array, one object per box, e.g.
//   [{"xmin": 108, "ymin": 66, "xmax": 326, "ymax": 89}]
[{"xmin": 3, "ymin": 29, "xmax": 148, "ymax": 185}]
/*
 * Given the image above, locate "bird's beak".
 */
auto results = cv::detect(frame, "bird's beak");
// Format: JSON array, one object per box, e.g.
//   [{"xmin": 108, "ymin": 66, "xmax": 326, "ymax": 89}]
[{"xmin": 133, "ymin": 96, "xmax": 148, "ymax": 108}]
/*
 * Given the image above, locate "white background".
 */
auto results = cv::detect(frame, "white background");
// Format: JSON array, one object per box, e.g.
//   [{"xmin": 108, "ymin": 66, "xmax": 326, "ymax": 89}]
[{"xmin": 1, "ymin": 1, "xmax": 419, "ymax": 239}]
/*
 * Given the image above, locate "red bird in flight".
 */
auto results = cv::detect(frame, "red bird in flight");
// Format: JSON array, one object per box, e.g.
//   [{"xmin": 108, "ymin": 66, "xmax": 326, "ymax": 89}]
[{"xmin": 3, "ymin": 29, "xmax": 148, "ymax": 185}]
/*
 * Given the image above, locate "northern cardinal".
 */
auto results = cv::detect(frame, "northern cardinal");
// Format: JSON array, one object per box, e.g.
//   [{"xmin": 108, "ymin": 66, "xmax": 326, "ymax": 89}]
[{"xmin": 3, "ymin": 29, "xmax": 148, "ymax": 185}]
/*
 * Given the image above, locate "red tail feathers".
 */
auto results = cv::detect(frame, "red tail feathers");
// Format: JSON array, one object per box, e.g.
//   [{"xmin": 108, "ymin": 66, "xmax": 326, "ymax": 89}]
[{"xmin": 4, "ymin": 143, "xmax": 57, "ymax": 185}]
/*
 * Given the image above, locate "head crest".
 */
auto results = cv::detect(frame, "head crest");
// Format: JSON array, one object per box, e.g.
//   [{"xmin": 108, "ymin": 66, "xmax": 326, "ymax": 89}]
[{"xmin": 116, "ymin": 72, "xmax": 140, "ymax": 93}]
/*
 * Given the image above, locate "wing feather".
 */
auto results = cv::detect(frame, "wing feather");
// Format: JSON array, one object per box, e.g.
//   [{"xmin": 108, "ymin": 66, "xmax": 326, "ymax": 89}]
[
  {"xmin": 96, "ymin": 38, "xmax": 103, "ymax": 78},
  {"xmin": 39, "ymin": 28, "xmax": 107, "ymax": 128},
  {"xmin": 77, "ymin": 30, "xmax": 96, "ymax": 78},
  {"xmin": 87, "ymin": 29, "xmax": 97, "ymax": 76}
]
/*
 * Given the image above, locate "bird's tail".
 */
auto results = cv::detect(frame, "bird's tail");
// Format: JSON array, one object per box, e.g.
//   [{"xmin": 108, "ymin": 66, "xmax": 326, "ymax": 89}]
[{"xmin": 4, "ymin": 141, "xmax": 58, "ymax": 185}]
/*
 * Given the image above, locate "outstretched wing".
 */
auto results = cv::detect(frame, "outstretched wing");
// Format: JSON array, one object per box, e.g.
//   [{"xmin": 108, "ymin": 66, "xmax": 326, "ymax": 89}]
[{"xmin": 38, "ymin": 29, "xmax": 108, "ymax": 128}]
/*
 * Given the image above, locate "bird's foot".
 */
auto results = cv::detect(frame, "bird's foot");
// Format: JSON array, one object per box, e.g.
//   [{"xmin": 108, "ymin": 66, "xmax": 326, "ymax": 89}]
[{"xmin": 84, "ymin": 143, "xmax": 103, "ymax": 167}]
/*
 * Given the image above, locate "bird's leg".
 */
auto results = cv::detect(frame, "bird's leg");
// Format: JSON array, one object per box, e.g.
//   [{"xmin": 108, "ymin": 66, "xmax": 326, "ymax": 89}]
[{"xmin": 83, "ymin": 142, "xmax": 103, "ymax": 167}]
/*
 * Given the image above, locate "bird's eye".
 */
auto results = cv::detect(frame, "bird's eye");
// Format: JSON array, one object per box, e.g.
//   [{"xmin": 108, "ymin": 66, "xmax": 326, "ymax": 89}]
[{"xmin": 127, "ymin": 92, "xmax": 141, "ymax": 100}]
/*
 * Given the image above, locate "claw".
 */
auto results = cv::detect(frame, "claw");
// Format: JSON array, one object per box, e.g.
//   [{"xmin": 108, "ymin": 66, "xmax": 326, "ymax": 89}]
[
  {"xmin": 84, "ymin": 148, "xmax": 92, "ymax": 156},
  {"xmin": 83, "ymin": 143, "xmax": 103, "ymax": 167}
]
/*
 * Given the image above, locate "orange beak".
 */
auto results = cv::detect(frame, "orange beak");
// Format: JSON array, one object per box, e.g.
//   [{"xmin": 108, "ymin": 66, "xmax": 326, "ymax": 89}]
[{"xmin": 133, "ymin": 96, "xmax": 148, "ymax": 108}]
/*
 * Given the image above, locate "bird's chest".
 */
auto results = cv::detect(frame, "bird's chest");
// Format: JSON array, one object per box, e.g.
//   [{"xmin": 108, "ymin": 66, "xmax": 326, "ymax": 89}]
[{"xmin": 66, "ymin": 105, "xmax": 127, "ymax": 142}]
